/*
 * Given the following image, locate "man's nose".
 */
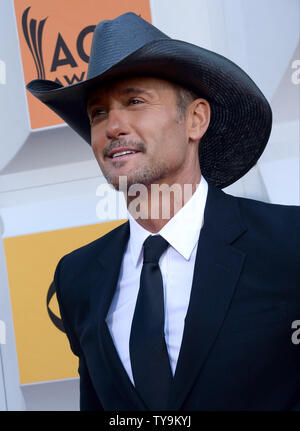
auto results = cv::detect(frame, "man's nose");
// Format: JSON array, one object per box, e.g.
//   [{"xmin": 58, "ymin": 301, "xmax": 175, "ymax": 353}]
[{"xmin": 105, "ymin": 109, "xmax": 130, "ymax": 140}]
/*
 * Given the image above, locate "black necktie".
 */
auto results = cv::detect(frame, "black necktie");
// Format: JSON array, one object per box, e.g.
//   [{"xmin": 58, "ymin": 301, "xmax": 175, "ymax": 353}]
[{"xmin": 129, "ymin": 234, "xmax": 172, "ymax": 410}]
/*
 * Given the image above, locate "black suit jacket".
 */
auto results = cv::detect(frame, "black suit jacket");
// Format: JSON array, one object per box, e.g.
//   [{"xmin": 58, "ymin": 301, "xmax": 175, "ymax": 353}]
[{"xmin": 54, "ymin": 184, "xmax": 300, "ymax": 410}]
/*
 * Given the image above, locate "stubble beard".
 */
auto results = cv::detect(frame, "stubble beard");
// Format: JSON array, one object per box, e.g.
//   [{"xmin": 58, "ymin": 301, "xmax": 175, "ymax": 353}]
[
  {"xmin": 100, "ymin": 138, "xmax": 171, "ymax": 190},
  {"xmin": 104, "ymin": 161, "xmax": 170, "ymax": 191}
]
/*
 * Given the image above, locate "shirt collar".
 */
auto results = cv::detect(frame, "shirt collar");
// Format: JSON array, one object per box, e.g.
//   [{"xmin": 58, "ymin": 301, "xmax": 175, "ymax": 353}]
[{"xmin": 128, "ymin": 176, "xmax": 208, "ymax": 266}]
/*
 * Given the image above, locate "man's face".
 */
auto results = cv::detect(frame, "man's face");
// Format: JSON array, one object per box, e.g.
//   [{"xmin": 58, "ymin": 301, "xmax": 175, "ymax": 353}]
[{"xmin": 87, "ymin": 76, "xmax": 199, "ymax": 190}]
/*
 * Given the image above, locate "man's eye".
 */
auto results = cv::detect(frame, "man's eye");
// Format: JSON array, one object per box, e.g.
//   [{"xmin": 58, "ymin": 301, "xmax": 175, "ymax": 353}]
[
  {"xmin": 90, "ymin": 109, "xmax": 106, "ymax": 122},
  {"xmin": 129, "ymin": 98, "xmax": 143, "ymax": 105},
  {"xmin": 94, "ymin": 109, "xmax": 106, "ymax": 116}
]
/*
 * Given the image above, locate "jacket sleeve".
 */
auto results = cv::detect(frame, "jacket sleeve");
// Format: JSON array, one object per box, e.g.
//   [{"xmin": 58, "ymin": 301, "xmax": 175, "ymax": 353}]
[
  {"xmin": 54, "ymin": 256, "xmax": 104, "ymax": 411},
  {"xmin": 78, "ymin": 353, "xmax": 104, "ymax": 411}
]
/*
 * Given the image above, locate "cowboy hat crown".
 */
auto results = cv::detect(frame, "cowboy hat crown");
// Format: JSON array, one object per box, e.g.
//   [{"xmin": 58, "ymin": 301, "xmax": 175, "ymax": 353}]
[{"xmin": 87, "ymin": 12, "xmax": 169, "ymax": 80}]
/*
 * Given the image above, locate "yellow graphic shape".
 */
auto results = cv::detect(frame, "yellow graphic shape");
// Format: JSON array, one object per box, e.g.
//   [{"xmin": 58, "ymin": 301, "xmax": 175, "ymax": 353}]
[{"xmin": 4, "ymin": 220, "xmax": 126, "ymax": 384}]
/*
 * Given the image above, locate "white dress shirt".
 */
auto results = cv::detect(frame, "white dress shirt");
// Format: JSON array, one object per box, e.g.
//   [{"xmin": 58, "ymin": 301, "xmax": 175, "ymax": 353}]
[{"xmin": 106, "ymin": 176, "xmax": 208, "ymax": 385}]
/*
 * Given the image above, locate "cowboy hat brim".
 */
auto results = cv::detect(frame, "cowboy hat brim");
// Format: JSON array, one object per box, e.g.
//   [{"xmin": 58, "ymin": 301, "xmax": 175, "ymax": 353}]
[{"xmin": 27, "ymin": 38, "xmax": 272, "ymax": 189}]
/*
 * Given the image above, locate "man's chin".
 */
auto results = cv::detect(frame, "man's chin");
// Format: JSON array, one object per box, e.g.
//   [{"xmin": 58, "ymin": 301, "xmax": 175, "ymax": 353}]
[
  {"xmin": 104, "ymin": 164, "xmax": 169, "ymax": 191},
  {"xmin": 104, "ymin": 173, "xmax": 138, "ymax": 191},
  {"xmin": 106, "ymin": 175, "xmax": 145, "ymax": 191}
]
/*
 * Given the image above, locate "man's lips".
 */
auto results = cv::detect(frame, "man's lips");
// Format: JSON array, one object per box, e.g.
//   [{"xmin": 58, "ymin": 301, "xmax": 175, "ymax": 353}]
[{"xmin": 106, "ymin": 147, "xmax": 142, "ymax": 159}]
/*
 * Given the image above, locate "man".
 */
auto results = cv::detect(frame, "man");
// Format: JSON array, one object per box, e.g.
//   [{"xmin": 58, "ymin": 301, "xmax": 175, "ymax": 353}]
[{"xmin": 27, "ymin": 13, "xmax": 300, "ymax": 411}]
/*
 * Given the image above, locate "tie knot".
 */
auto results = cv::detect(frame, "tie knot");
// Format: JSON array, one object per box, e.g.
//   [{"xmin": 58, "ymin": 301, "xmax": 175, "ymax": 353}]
[{"xmin": 143, "ymin": 235, "xmax": 169, "ymax": 264}]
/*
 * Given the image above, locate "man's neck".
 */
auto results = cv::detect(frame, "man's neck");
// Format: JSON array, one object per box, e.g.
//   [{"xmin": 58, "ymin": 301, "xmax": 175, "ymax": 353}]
[{"xmin": 126, "ymin": 173, "xmax": 202, "ymax": 233}]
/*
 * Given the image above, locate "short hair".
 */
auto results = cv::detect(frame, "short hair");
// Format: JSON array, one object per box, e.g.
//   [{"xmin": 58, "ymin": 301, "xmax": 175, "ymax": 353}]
[
  {"xmin": 173, "ymin": 84, "xmax": 199, "ymax": 118},
  {"xmin": 173, "ymin": 84, "xmax": 202, "ymax": 148}
]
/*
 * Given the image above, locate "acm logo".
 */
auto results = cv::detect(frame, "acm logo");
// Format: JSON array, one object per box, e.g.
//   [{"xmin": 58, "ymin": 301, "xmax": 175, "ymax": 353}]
[{"xmin": 22, "ymin": 6, "xmax": 95, "ymax": 86}]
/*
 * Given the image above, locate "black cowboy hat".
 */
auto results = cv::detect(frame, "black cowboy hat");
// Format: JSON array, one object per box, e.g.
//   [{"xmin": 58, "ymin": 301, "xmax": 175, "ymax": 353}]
[{"xmin": 27, "ymin": 12, "xmax": 272, "ymax": 189}]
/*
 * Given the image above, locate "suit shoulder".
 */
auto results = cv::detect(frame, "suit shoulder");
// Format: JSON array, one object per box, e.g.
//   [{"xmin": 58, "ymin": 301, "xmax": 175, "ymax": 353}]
[
  {"xmin": 54, "ymin": 219, "xmax": 129, "ymax": 301},
  {"xmin": 232, "ymin": 194, "xmax": 300, "ymax": 240},
  {"xmin": 59, "ymin": 220, "xmax": 129, "ymax": 267},
  {"xmin": 235, "ymin": 194, "xmax": 300, "ymax": 219}
]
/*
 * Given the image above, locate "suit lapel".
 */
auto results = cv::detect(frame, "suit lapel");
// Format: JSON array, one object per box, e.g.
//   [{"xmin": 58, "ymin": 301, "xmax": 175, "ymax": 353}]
[
  {"xmin": 168, "ymin": 185, "xmax": 247, "ymax": 410},
  {"xmin": 95, "ymin": 221, "xmax": 129, "ymax": 320},
  {"xmin": 95, "ymin": 220, "xmax": 147, "ymax": 410}
]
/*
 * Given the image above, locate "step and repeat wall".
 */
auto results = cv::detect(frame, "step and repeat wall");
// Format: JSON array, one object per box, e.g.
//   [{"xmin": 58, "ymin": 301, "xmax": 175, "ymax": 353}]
[{"xmin": 0, "ymin": 0, "xmax": 299, "ymax": 410}]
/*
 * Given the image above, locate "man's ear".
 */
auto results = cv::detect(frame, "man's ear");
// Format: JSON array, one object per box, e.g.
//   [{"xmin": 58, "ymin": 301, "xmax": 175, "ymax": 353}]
[{"xmin": 188, "ymin": 98, "xmax": 211, "ymax": 142}]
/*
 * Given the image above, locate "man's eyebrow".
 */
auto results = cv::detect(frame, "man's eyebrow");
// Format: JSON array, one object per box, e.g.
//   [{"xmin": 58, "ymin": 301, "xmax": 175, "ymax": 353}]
[
  {"xmin": 87, "ymin": 96, "xmax": 103, "ymax": 111},
  {"xmin": 87, "ymin": 87, "xmax": 153, "ymax": 113},
  {"xmin": 119, "ymin": 86, "xmax": 154, "ymax": 97}
]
